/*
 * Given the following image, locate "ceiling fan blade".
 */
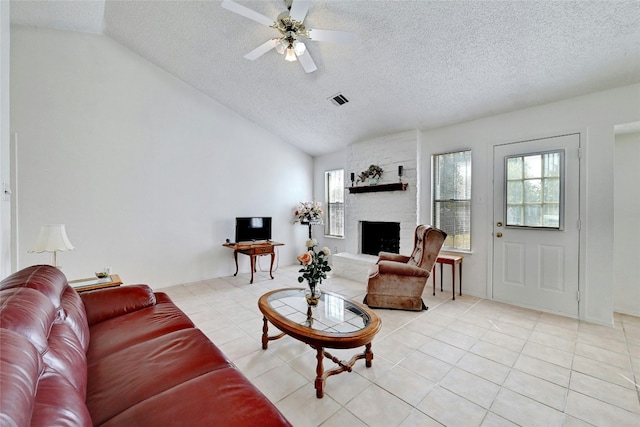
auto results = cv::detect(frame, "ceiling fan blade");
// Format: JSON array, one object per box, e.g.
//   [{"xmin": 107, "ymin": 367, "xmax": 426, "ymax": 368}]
[
  {"xmin": 244, "ymin": 39, "xmax": 278, "ymax": 60},
  {"xmin": 289, "ymin": 0, "xmax": 311, "ymax": 22},
  {"xmin": 297, "ymin": 51, "xmax": 317, "ymax": 73},
  {"xmin": 308, "ymin": 28, "xmax": 356, "ymax": 43},
  {"xmin": 221, "ymin": 1, "xmax": 274, "ymax": 26}
]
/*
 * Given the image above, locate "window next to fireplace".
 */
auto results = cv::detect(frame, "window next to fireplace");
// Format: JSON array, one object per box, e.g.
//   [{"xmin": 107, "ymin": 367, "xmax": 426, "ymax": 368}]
[{"xmin": 361, "ymin": 221, "xmax": 400, "ymax": 256}]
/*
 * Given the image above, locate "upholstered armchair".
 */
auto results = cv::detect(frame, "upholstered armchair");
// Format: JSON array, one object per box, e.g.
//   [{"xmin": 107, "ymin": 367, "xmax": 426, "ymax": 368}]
[{"xmin": 364, "ymin": 225, "xmax": 447, "ymax": 311}]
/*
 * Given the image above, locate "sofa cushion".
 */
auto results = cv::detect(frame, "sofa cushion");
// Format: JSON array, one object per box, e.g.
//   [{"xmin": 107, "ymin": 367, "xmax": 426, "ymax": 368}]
[
  {"xmin": 60, "ymin": 286, "xmax": 90, "ymax": 352},
  {"xmin": 0, "ymin": 264, "xmax": 67, "ymax": 308},
  {"xmin": 45, "ymin": 322, "xmax": 88, "ymax": 396},
  {"xmin": 81, "ymin": 285, "xmax": 156, "ymax": 326},
  {"xmin": 31, "ymin": 368, "xmax": 92, "ymax": 427},
  {"xmin": 101, "ymin": 368, "xmax": 292, "ymax": 427},
  {"xmin": 0, "ymin": 329, "xmax": 42, "ymax": 427},
  {"xmin": 86, "ymin": 328, "xmax": 232, "ymax": 425},
  {"xmin": 0, "ymin": 265, "xmax": 89, "ymax": 352},
  {"xmin": 86, "ymin": 295, "xmax": 195, "ymax": 362},
  {"xmin": 0, "ymin": 287, "xmax": 56, "ymax": 354}
]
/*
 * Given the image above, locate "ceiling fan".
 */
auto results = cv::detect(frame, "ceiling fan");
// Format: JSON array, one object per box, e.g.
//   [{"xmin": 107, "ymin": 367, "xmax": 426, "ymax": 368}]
[{"xmin": 221, "ymin": 0, "xmax": 356, "ymax": 73}]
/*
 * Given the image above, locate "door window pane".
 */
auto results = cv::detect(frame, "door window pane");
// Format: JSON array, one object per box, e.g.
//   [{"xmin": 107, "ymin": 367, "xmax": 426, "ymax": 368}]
[{"xmin": 505, "ymin": 150, "xmax": 564, "ymax": 229}]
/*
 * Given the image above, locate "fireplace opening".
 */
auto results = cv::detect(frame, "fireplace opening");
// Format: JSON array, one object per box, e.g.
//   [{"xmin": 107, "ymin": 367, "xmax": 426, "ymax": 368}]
[{"xmin": 361, "ymin": 221, "xmax": 400, "ymax": 256}]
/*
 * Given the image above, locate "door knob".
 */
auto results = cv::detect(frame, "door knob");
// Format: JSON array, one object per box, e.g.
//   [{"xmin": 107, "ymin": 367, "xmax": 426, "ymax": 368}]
[{"xmin": 496, "ymin": 232, "xmax": 503, "ymax": 238}]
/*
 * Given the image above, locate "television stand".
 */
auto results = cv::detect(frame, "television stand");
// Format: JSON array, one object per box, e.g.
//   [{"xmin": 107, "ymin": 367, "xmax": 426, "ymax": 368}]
[{"xmin": 223, "ymin": 241, "xmax": 284, "ymax": 284}]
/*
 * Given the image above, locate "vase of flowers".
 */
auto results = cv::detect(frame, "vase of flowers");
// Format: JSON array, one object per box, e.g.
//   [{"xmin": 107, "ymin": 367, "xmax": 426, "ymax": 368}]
[
  {"xmin": 358, "ymin": 164, "xmax": 384, "ymax": 185},
  {"xmin": 294, "ymin": 201, "xmax": 324, "ymax": 238},
  {"xmin": 297, "ymin": 239, "xmax": 332, "ymax": 306}
]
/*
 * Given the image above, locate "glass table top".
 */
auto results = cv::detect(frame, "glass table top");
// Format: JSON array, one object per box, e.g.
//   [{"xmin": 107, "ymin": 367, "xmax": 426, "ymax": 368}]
[{"xmin": 266, "ymin": 289, "xmax": 371, "ymax": 334}]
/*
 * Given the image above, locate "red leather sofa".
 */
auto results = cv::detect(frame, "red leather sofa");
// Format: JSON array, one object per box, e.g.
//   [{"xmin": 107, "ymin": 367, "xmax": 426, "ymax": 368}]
[{"xmin": 0, "ymin": 265, "xmax": 292, "ymax": 426}]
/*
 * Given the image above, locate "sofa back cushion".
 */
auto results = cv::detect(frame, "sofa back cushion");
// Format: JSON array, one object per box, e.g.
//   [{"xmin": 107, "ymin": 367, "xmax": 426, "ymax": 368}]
[
  {"xmin": 0, "ymin": 265, "xmax": 89, "ymax": 351},
  {"xmin": 0, "ymin": 267, "xmax": 91, "ymax": 427},
  {"xmin": 0, "ymin": 287, "xmax": 56, "ymax": 353},
  {"xmin": 0, "ymin": 329, "xmax": 42, "ymax": 427},
  {"xmin": 0, "ymin": 299, "xmax": 91, "ymax": 427}
]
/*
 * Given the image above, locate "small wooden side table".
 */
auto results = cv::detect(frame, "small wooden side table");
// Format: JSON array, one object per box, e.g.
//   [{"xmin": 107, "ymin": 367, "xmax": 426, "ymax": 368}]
[
  {"xmin": 432, "ymin": 253, "xmax": 464, "ymax": 300},
  {"xmin": 70, "ymin": 274, "xmax": 122, "ymax": 292},
  {"xmin": 223, "ymin": 241, "xmax": 284, "ymax": 284}
]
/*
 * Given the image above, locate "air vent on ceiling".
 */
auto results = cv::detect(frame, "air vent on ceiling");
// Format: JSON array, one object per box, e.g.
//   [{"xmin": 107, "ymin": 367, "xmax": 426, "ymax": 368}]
[{"xmin": 328, "ymin": 93, "xmax": 349, "ymax": 106}]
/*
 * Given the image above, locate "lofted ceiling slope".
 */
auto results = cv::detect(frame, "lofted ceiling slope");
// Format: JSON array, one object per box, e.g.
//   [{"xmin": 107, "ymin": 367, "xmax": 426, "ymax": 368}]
[{"xmin": 10, "ymin": 0, "xmax": 640, "ymax": 156}]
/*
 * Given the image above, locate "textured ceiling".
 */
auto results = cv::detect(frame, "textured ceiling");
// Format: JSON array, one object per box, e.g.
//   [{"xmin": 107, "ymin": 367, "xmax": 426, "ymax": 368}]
[{"xmin": 10, "ymin": 0, "xmax": 640, "ymax": 156}]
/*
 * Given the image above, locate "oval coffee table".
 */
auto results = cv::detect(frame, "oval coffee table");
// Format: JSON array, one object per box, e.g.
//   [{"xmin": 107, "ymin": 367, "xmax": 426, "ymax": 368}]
[{"xmin": 258, "ymin": 288, "xmax": 382, "ymax": 398}]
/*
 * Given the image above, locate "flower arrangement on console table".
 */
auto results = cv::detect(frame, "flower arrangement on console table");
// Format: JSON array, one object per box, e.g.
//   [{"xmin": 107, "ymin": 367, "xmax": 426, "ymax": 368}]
[
  {"xmin": 297, "ymin": 239, "xmax": 332, "ymax": 306},
  {"xmin": 358, "ymin": 164, "xmax": 384, "ymax": 185},
  {"xmin": 293, "ymin": 201, "xmax": 324, "ymax": 238}
]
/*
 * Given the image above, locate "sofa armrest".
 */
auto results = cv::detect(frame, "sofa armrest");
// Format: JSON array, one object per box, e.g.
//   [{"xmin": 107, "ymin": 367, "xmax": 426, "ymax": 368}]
[
  {"xmin": 377, "ymin": 260, "xmax": 430, "ymax": 277},
  {"xmin": 81, "ymin": 285, "xmax": 157, "ymax": 326},
  {"xmin": 378, "ymin": 252, "xmax": 411, "ymax": 263}
]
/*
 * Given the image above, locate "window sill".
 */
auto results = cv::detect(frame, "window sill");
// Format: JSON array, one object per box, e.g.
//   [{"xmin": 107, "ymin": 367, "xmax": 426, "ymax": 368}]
[
  {"xmin": 441, "ymin": 249, "xmax": 473, "ymax": 256},
  {"xmin": 324, "ymin": 235, "xmax": 345, "ymax": 240}
]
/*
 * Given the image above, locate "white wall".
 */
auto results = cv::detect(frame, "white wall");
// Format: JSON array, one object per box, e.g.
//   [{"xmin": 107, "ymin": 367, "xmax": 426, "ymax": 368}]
[
  {"xmin": 0, "ymin": 1, "xmax": 10, "ymax": 279},
  {"xmin": 614, "ymin": 130, "xmax": 640, "ymax": 316},
  {"xmin": 10, "ymin": 26, "xmax": 313, "ymax": 287},
  {"xmin": 420, "ymin": 85, "xmax": 640, "ymax": 326}
]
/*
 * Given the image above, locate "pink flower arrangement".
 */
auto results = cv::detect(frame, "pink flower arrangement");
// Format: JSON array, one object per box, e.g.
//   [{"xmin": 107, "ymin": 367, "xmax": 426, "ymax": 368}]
[{"xmin": 293, "ymin": 201, "xmax": 324, "ymax": 224}]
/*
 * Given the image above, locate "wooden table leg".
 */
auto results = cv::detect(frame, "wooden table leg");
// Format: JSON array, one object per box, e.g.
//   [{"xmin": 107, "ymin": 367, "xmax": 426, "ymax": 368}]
[
  {"xmin": 249, "ymin": 255, "xmax": 255, "ymax": 284},
  {"xmin": 459, "ymin": 262, "xmax": 463, "ymax": 296},
  {"xmin": 452, "ymin": 263, "xmax": 456, "ymax": 300},
  {"xmin": 364, "ymin": 342, "xmax": 373, "ymax": 368},
  {"xmin": 432, "ymin": 265, "xmax": 436, "ymax": 295},
  {"xmin": 232, "ymin": 250, "xmax": 239, "ymax": 276},
  {"xmin": 261, "ymin": 317, "xmax": 269, "ymax": 350},
  {"xmin": 314, "ymin": 346, "xmax": 325, "ymax": 398},
  {"xmin": 269, "ymin": 252, "xmax": 275, "ymax": 279},
  {"xmin": 440, "ymin": 263, "xmax": 443, "ymax": 292}
]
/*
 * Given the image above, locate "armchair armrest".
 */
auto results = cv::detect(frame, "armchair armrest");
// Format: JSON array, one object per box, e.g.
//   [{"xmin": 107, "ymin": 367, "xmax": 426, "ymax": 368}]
[
  {"xmin": 377, "ymin": 261, "xmax": 430, "ymax": 278},
  {"xmin": 378, "ymin": 252, "xmax": 411, "ymax": 263},
  {"xmin": 81, "ymin": 285, "xmax": 156, "ymax": 326}
]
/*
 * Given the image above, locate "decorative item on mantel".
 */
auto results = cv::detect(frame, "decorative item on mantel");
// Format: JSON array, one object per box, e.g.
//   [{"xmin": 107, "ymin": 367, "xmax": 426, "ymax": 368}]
[
  {"xmin": 358, "ymin": 164, "xmax": 384, "ymax": 185},
  {"xmin": 294, "ymin": 201, "xmax": 324, "ymax": 239},
  {"xmin": 297, "ymin": 239, "xmax": 332, "ymax": 306}
]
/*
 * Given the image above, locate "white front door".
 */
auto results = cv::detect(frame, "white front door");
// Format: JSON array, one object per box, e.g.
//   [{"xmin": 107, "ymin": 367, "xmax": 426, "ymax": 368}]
[{"xmin": 492, "ymin": 134, "xmax": 580, "ymax": 317}]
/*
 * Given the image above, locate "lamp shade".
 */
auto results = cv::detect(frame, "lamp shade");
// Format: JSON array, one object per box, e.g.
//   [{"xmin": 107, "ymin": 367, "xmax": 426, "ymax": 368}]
[
  {"xmin": 28, "ymin": 224, "xmax": 75, "ymax": 253},
  {"xmin": 285, "ymin": 46, "xmax": 297, "ymax": 62}
]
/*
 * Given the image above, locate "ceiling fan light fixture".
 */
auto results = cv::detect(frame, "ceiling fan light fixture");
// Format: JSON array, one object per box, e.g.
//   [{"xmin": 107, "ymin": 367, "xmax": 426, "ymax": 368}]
[
  {"xmin": 285, "ymin": 46, "xmax": 297, "ymax": 62},
  {"xmin": 275, "ymin": 39, "xmax": 287, "ymax": 54},
  {"xmin": 293, "ymin": 40, "xmax": 306, "ymax": 56}
]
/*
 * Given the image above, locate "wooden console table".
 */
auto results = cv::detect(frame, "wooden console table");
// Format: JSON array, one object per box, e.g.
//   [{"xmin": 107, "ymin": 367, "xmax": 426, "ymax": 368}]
[{"xmin": 223, "ymin": 241, "xmax": 284, "ymax": 284}]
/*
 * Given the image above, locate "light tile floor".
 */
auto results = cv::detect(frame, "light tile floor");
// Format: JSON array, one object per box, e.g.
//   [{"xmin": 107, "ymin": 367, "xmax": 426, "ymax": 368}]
[{"xmin": 160, "ymin": 266, "xmax": 640, "ymax": 427}]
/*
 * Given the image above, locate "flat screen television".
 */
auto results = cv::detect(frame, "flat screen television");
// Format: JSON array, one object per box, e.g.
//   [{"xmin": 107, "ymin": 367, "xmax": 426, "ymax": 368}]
[{"xmin": 235, "ymin": 217, "xmax": 272, "ymax": 242}]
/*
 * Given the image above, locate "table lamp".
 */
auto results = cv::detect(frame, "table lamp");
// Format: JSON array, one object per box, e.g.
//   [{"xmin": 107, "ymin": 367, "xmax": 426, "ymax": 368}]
[{"xmin": 28, "ymin": 224, "xmax": 75, "ymax": 268}]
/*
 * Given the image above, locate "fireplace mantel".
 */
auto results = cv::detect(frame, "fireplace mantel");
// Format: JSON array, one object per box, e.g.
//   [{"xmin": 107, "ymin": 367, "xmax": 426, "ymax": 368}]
[{"xmin": 348, "ymin": 183, "xmax": 408, "ymax": 194}]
